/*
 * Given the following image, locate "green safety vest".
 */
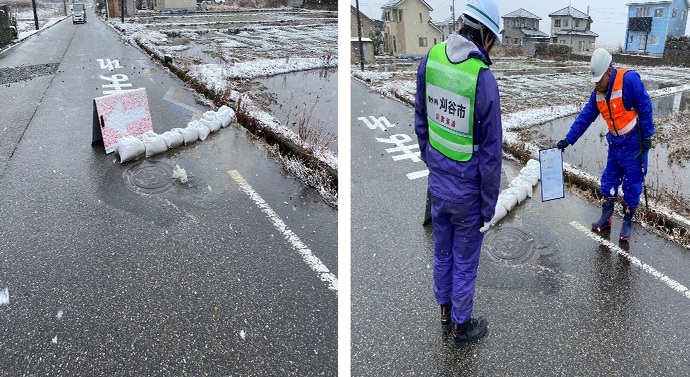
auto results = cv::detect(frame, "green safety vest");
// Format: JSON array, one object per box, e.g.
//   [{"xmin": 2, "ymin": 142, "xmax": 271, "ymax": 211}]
[{"xmin": 425, "ymin": 43, "xmax": 486, "ymax": 162}]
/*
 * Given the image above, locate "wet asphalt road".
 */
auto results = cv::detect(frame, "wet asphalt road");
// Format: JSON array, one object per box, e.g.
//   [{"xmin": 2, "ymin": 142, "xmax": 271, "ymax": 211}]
[
  {"xmin": 0, "ymin": 11, "xmax": 337, "ymax": 376},
  {"xmin": 351, "ymin": 78, "xmax": 690, "ymax": 376}
]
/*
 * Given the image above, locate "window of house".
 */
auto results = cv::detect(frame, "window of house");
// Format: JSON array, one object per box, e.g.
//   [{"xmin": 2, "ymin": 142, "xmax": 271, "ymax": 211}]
[
  {"xmin": 654, "ymin": 8, "xmax": 663, "ymax": 17},
  {"xmin": 399, "ymin": 9, "xmax": 403, "ymax": 21},
  {"xmin": 637, "ymin": 6, "xmax": 650, "ymax": 17},
  {"xmin": 419, "ymin": 12, "xmax": 422, "ymax": 22},
  {"xmin": 419, "ymin": 37, "xmax": 427, "ymax": 47},
  {"xmin": 564, "ymin": 19, "xmax": 569, "ymax": 27},
  {"xmin": 555, "ymin": 19, "xmax": 561, "ymax": 27},
  {"xmin": 683, "ymin": 10, "xmax": 687, "ymax": 20},
  {"xmin": 672, "ymin": 8, "xmax": 677, "ymax": 18},
  {"xmin": 650, "ymin": 35, "xmax": 659, "ymax": 45},
  {"xmin": 575, "ymin": 19, "xmax": 580, "ymax": 28},
  {"xmin": 629, "ymin": 35, "xmax": 634, "ymax": 43},
  {"xmin": 433, "ymin": 38, "xmax": 437, "ymax": 45}
]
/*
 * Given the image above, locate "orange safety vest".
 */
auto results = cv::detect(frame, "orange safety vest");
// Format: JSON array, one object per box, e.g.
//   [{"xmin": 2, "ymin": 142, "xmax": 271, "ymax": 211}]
[{"xmin": 596, "ymin": 68, "xmax": 638, "ymax": 136}]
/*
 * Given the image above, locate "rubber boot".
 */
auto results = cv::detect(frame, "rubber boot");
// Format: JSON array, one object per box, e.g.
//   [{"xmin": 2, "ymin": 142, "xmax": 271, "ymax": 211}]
[
  {"xmin": 619, "ymin": 205, "xmax": 636, "ymax": 242},
  {"xmin": 452, "ymin": 316, "xmax": 488, "ymax": 349},
  {"xmin": 592, "ymin": 198, "xmax": 615, "ymax": 232},
  {"xmin": 440, "ymin": 302, "xmax": 452, "ymax": 334}
]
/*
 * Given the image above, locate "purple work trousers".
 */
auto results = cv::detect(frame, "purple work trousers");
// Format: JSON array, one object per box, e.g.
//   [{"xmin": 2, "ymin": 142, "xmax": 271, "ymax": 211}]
[{"xmin": 431, "ymin": 193, "xmax": 484, "ymax": 325}]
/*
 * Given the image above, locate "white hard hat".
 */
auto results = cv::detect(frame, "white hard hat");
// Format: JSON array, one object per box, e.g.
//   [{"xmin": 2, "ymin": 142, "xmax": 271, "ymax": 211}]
[
  {"xmin": 462, "ymin": 0, "xmax": 501, "ymax": 43},
  {"xmin": 590, "ymin": 48, "xmax": 612, "ymax": 82}
]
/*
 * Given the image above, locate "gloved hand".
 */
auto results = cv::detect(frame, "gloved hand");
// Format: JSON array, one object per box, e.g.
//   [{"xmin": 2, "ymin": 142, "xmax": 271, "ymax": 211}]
[
  {"xmin": 556, "ymin": 139, "xmax": 570, "ymax": 152},
  {"xmin": 641, "ymin": 137, "xmax": 652, "ymax": 151},
  {"xmin": 479, "ymin": 221, "xmax": 492, "ymax": 233}
]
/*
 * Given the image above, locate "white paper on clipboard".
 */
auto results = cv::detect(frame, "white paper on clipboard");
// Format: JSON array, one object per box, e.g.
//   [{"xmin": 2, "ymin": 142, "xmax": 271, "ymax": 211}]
[{"xmin": 539, "ymin": 147, "xmax": 565, "ymax": 201}]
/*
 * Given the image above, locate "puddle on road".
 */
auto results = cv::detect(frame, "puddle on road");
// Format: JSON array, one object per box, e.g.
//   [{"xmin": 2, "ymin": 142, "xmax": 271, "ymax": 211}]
[
  {"xmin": 529, "ymin": 90, "xmax": 690, "ymax": 213},
  {"xmin": 257, "ymin": 69, "xmax": 337, "ymax": 153}
]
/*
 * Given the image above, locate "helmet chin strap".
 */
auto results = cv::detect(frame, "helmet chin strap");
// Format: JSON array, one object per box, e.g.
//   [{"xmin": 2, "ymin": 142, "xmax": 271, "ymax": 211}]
[{"xmin": 463, "ymin": 16, "xmax": 491, "ymax": 50}]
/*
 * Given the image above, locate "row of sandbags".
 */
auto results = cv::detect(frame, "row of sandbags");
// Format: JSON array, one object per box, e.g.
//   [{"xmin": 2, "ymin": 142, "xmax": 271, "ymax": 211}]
[
  {"xmin": 115, "ymin": 105, "xmax": 236, "ymax": 163},
  {"xmin": 492, "ymin": 159, "xmax": 541, "ymax": 225}
]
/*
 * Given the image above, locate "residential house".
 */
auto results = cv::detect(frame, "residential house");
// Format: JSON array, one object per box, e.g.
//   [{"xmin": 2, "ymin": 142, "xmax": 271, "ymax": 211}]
[
  {"xmin": 625, "ymin": 0, "xmax": 689, "ymax": 55},
  {"xmin": 106, "ymin": 0, "xmax": 136, "ymax": 18},
  {"xmin": 351, "ymin": 6, "xmax": 378, "ymax": 64},
  {"xmin": 502, "ymin": 8, "xmax": 550, "ymax": 56},
  {"xmin": 381, "ymin": 0, "xmax": 443, "ymax": 57},
  {"xmin": 434, "ymin": 15, "xmax": 460, "ymax": 41},
  {"xmin": 351, "ymin": 5, "xmax": 378, "ymax": 39},
  {"xmin": 152, "ymin": 0, "xmax": 196, "ymax": 12},
  {"xmin": 548, "ymin": 6, "xmax": 598, "ymax": 52}
]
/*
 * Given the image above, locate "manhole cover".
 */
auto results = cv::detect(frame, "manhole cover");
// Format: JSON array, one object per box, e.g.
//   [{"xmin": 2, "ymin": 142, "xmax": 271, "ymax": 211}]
[
  {"xmin": 123, "ymin": 160, "xmax": 174, "ymax": 194},
  {"xmin": 484, "ymin": 227, "xmax": 538, "ymax": 265}
]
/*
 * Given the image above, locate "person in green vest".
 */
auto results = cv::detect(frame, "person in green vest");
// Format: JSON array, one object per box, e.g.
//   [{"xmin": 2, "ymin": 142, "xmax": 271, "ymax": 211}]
[{"xmin": 414, "ymin": 0, "xmax": 503, "ymax": 349}]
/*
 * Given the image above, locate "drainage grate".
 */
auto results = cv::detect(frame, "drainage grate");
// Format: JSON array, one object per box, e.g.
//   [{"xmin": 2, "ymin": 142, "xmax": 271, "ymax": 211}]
[
  {"xmin": 123, "ymin": 160, "xmax": 174, "ymax": 194},
  {"xmin": 484, "ymin": 227, "xmax": 538, "ymax": 265}
]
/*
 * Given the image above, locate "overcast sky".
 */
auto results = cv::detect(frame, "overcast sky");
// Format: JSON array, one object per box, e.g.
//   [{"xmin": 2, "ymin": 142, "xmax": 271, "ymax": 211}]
[{"xmin": 352, "ymin": 0, "xmax": 690, "ymax": 48}]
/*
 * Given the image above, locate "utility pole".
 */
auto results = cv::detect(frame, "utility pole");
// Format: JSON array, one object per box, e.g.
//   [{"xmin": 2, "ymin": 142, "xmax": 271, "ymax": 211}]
[
  {"xmin": 355, "ymin": 0, "xmax": 365, "ymax": 72},
  {"xmin": 120, "ymin": 0, "xmax": 124, "ymax": 22},
  {"xmin": 31, "ymin": 0, "xmax": 39, "ymax": 30},
  {"xmin": 451, "ymin": 0, "xmax": 456, "ymax": 33}
]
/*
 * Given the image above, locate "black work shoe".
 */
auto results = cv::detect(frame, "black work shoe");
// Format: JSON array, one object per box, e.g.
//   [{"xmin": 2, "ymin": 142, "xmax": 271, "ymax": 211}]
[
  {"xmin": 440, "ymin": 302, "xmax": 452, "ymax": 333},
  {"xmin": 452, "ymin": 316, "xmax": 488, "ymax": 349}
]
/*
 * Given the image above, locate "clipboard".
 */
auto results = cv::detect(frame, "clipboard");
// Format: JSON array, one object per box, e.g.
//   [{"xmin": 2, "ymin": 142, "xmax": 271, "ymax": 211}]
[{"xmin": 539, "ymin": 147, "xmax": 565, "ymax": 202}]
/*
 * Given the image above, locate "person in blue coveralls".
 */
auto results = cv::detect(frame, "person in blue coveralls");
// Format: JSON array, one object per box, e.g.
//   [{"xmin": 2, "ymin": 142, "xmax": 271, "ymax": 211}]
[
  {"xmin": 414, "ymin": 0, "xmax": 503, "ymax": 349},
  {"xmin": 556, "ymin": 48, "xmax": 654, "ymax": 243}
]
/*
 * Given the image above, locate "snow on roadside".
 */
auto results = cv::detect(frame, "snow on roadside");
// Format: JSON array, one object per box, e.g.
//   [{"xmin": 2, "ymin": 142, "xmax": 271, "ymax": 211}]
[{"xmin": 188, "ymin": 57, "xmax": 336, "ymax": 87}]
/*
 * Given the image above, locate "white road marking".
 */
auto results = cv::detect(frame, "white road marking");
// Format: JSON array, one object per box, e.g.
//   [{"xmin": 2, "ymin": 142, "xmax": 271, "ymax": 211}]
[
  {"xmin": 570, "ymin": 221, "xmax": 690, "ymax": 299},
  {"xmin": 0, "ymin": 287, "xmax": 8, "ymax": 306},
  {"xmin": 228, "ymin": 170, "xmax": 338, "ymax": 292},
  {"xmin": 407, "ymin": 169, "xmax": 429, "ymax": 180}
]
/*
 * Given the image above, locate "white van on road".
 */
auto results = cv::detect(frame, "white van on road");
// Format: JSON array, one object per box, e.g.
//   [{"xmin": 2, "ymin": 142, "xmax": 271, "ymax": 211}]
[{"xmin": 72, "ymin": 3, "xmax": 86, "ymax": 24}]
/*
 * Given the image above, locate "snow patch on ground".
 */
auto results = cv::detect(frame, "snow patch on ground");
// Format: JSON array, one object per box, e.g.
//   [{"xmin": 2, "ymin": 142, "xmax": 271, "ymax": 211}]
[
  {"xmin": 0, "ymin": 287, "xmax": 8, "ymax": 306},
  {"xmin": 172, "ymin": 164, "xmax": 188, "ymax": 184}
]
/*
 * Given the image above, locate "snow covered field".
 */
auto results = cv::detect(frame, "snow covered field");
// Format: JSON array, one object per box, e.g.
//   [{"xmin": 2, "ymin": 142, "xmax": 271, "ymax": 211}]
[
  {"xmin": 110, "ymin": 8, "xmax": 338, "ymax": 205},
  {"xmin": 352, "ymin": 55, "xmax": 690, "ymax": 246}
]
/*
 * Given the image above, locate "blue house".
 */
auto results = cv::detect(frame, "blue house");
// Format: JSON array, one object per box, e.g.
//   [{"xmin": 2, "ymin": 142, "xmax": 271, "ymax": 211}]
[{"xmin": 625, "ymin": 0, "xmax": 689, "ymax": 55}]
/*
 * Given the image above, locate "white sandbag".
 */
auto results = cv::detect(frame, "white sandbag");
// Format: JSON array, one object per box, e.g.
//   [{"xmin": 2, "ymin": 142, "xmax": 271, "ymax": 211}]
[
  {"xmin": 192, "ymin": 121, "xmax": 211, "ymax": 141},
  {"xmin": 202, "ymin": 110, "xmax": 217, "ymax": 120},
  {"xmin": 526, "ymin": 159, "xmax": 541, "ymax": 176},
  {"xmin": 526, "ymin": 158, "xmax": 540, "ymax": 169},
  {"xmin": 200, "ymin": 118, "xmax": 222, "ymax": 133},
  {"xmin": 512, "ymin": 176, "xmax": 534, "ymax": 199},
  {"xmin": 519, "ymin": 164, "xmax": 540, "ymax": 185},
  {"xmin": 508, "ymin": 184, "xmax": 528, "ymax": 203},
  {"xmin": 493, "ymin": 202, "xmax": 508, "ymax": 223},
  {"xmin": 116, "ymin": 136, "xmax": 145, "ymax": 163},
  {"xmin": 142, "ymin": 132, "xmax": 168, "ymax": 157},
  {"xmin": 497, "ymin": 189, "xmax": 518, "ymax": 211},
  {"xmin": 161, "ymin": 130, "xmax": 184, "ymax": 149},
  {"xmin": 177, "ymin": 126, "xmax": 198, "ymax": 145},
  {"xmin": 520, "ymin": 169, "xmax": 540, "ymax": 186},
  {"xmin": 216, "ymin": 105, "xmax": 235, "ymax": 127}
]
